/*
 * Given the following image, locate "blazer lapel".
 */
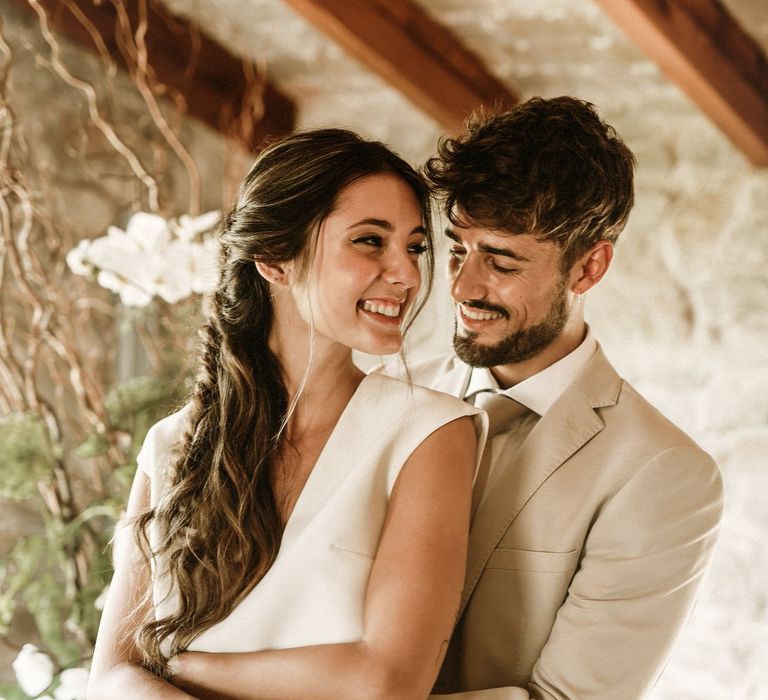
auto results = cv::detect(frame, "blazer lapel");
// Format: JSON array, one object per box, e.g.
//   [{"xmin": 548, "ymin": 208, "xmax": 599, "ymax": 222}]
[{"xmin": 459, "ymin": 345, "xmax": 622, "ymax": 615}]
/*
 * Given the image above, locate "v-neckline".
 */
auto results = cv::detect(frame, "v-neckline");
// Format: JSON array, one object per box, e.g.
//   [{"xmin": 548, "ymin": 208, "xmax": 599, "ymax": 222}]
[{"xmin": 279, "ymin": 372, "xmax": 372, "ymax": 542}]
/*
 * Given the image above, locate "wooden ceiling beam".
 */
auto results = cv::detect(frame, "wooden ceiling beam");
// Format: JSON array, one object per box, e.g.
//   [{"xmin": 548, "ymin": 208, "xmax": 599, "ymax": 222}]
[
  {"xmin": 594, "ymin": 0, "xmax": 768, "ymax": 166},
  {"xmin": 14, "ymin": 0, "xmax": 296, "ymax": 153},
  {"xmin": 282, "ymin": 0, "xmax": 516, "ymax": 133}
]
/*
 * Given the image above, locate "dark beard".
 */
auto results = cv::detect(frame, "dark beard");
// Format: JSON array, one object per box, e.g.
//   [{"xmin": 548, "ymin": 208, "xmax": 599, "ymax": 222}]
[{"xmin": 453, "ymin": 279, "xmax": 569, "ymax": 367}]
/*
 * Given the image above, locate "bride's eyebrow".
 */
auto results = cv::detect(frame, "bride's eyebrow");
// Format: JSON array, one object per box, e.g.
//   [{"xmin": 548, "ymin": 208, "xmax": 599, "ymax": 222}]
[
  {"xmin": 349, "ymin": 218, "xmax": 427, "ymax": 235},
  {"xmin": 349, "ymin": 218, "xmax": 393, "ymax": 230}
]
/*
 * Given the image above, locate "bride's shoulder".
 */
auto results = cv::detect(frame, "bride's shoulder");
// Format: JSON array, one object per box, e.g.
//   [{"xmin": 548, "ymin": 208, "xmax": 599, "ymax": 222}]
[
  {"xmin": 137, "ymin": 403, "xmax": 192, "ymax": 477},
  {"xmin": 363, "ymin": 371, "xmax": 477, "ymax": 424},
  {"xmin": 370, "ymin": 352, "xmax": 465, "ymax": 384}
]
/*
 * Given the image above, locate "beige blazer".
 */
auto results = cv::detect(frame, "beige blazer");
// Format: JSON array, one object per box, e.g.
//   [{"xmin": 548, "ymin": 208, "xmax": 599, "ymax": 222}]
[{"xmin": 397, "ymin": 346, "xmax": 723, "ymax": 700}]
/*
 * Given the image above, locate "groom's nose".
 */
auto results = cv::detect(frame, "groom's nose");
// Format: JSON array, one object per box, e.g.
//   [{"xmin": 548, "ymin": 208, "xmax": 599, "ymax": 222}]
[{"xmin": 450, "ymin": 254, "xmax": 487, "ymax": 302}]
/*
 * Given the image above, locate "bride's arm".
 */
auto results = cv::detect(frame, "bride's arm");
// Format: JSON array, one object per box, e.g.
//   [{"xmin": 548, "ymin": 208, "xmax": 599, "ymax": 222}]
[
  {"xmin": 87, "ymin": 469, "xmax": 197, "ymax": 700},
  {"xmin": 170, "ymin": 415, "xmax": 477, "ymax": 700}
]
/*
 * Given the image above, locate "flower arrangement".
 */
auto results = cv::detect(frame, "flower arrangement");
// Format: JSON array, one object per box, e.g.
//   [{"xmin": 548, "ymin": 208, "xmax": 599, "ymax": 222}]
[
  {"xmin": 66, "ymin": 211, "xmax": 221, "ymax": 307},
  {"xmin": 1, "ymin": 376, "xmax": 187, "ymax": 698},
  {"xmin": 1, "ymin": 212, "xmax": 217, "ymax": 697},
  {"xmin": 1, "ymin": 4, "xmax": 243, "ymax": 694},
  {"xmin": 11, "ymin": 645, "xmax": 87, "ymax": 699}
]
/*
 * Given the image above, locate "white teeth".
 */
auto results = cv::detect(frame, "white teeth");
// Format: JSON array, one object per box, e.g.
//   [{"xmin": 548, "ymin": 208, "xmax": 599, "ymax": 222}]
[
  {"xmin": 461, "ymin": 304, "xmax": 502, "ymax": 321},
  {"xmin": 362, "ymin": 300, "xmax": 401, "ymax": 317}
]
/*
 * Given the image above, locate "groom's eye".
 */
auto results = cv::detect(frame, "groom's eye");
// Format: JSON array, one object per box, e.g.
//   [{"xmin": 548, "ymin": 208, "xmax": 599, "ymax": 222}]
[{"xmin": 490, "ymin": 260, "xmax": 519, "ymax": 274}]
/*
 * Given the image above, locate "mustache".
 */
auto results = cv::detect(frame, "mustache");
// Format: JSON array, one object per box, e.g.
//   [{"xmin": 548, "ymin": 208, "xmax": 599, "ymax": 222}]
[{"xmin": 459, "ymin": 300, "xmax": 510, "ymax": 319}]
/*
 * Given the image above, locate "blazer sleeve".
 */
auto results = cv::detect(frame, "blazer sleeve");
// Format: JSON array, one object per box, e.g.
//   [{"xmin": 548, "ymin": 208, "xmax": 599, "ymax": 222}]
[{"xmin": 527, "ymin": 444, "xmax": 723, "ymax": 700}]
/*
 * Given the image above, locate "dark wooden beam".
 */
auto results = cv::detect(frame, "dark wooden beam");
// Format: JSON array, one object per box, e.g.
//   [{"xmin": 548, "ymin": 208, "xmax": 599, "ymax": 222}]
[
  {"xmin": 14, "ymin": 0, "xmax": 296, "ymax": 152},
  {"xmin": 594, "ymin": 0, "xmax": 768, "ymax": 166},
  {"xmin": 282, "ymin": 0, "xmax": 516, "ymax": 132}
]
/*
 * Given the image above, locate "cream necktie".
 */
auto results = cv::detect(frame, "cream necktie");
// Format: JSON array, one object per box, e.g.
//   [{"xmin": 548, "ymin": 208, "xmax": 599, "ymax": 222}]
[{"xmin": 470, "ymin": 391, "xmax": 528, "ymax": 518}]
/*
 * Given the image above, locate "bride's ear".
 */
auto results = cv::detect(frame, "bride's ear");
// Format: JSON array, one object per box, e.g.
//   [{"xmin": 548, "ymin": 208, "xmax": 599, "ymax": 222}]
[{"xmin": 255, "ymin": 260, "xmax": 294, "ymax": 286}]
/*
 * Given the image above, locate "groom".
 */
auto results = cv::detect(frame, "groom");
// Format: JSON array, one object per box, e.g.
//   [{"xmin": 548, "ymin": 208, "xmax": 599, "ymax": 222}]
[{"xmin": 402, "ymin": 97, "xmax": 723, "ymax": 699}]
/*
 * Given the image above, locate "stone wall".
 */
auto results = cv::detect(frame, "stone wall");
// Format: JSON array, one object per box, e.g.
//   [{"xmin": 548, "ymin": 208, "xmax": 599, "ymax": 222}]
[{"xmin": 592, "ymin": 141, "xmax": 768, "ymax": 699}]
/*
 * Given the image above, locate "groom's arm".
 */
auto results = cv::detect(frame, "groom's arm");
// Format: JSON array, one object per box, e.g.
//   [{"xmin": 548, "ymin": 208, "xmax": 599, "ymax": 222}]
[
  {"xmin": 527, "ymin": 445, "xmax": 722, "ymax": 700},
  {"xmin": 434, "ymin": 445, "xmax": 722, "ymax": 700},
  {"xmin": 431, "ymin": 689, "xmax": 529, "ymax": 699}
]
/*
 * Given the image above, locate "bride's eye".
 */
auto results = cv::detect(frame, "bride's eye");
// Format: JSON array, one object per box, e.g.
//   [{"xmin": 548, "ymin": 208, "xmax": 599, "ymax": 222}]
[{"xmin": 352, "ymin": 235, "xmax": 383, "ymax": 248}]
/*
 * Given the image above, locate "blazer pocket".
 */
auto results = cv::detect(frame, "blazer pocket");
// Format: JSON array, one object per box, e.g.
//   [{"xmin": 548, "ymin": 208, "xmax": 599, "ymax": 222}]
[{"xmin": 486, "ymin": 547, "xmax": 580, "ymax": 573}]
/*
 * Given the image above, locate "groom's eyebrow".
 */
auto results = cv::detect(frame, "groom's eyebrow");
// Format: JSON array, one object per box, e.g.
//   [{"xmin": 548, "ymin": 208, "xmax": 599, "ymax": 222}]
[{"xmin": 445, "ymin": 228, "xmax": 531, "ymax": 263}]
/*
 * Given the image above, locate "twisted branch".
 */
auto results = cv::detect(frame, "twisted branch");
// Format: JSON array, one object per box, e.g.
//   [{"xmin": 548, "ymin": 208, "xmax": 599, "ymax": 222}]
[
  {"xmin": 27, "ymin": 0, "xmax": 161, "ymax": 212},
  {"xmin": 114, "ymin": 0, "xmax": 202, "ymax": 214}
]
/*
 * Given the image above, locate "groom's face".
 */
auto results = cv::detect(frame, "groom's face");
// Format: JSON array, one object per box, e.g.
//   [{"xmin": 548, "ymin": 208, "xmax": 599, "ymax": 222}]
[{"xmin": 446, "ymin": 218, "xmax": 571, "ymax": 367}]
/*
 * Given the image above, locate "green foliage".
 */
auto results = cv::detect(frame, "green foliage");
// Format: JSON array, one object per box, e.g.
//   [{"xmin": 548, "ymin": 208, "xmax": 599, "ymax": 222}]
[
  {"xmin": 0, "ymin": 535, "xmax": 47, "ymax": 636},
  {"xmin": 105, "ymin": 374, "xmax": 186, "ymax": 458},
  {"xmin": 26, "ymin": 571, "xmax": 84, "ymax": 665},
  {"xmin": 0, "ymin": 681, "xmax": 28, "ymax": 699},
  {"xmin": 74, "ymin": 375, "xmax": 185, "ymax": 462},
  {"xmin": 0, "ymin": 413, "xmax": 60, "ymax": 501},
  {"xmin": 1, "ymin": 374, "xmax": 185, "ymax": 686}
]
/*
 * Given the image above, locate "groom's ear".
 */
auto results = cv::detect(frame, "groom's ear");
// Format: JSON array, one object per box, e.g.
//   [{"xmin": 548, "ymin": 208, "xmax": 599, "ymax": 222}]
[
  {"xmin": 569, "ymin": 240, "xmax": 613, "ymax": 295},
  {"xmin": 255, "ymin": 260, "xmax": 295, "ymax": 286}
]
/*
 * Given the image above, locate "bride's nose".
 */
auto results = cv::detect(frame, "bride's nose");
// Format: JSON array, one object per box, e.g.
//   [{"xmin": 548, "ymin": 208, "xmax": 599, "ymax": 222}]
[{"xmin": 381, "ymin": 248, "xmax": 420, "ymax": 289}]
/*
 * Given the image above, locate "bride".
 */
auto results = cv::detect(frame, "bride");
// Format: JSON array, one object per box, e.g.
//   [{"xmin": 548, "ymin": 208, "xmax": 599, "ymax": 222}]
[{"xmin": 88, "ymin": 128, "xmax": 483, "ymax": 699}]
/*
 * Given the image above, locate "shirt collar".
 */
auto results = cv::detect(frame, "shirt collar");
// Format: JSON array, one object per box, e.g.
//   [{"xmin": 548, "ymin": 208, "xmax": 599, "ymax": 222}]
[{"xmin": 465, "ymin": 326, "xmax": 597, "ymax": 416}]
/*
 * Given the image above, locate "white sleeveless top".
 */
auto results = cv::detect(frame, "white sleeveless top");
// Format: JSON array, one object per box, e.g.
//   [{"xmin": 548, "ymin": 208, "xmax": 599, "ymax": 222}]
[{"xmin": 138, "ymin": 372, "xmax": 484, "ymax": 653}]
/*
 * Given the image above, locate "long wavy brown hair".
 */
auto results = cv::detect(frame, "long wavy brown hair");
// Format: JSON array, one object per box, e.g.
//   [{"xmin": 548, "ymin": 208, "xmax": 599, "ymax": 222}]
[{"xmin": 132, "ymin": 129, "xmax": 433, "ymax": 674}]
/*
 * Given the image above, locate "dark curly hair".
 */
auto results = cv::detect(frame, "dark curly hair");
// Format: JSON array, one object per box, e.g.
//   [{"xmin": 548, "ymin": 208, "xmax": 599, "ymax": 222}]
[{"xmin": 424, "ymin": 96, "xmax": 636, "ymax": 268}]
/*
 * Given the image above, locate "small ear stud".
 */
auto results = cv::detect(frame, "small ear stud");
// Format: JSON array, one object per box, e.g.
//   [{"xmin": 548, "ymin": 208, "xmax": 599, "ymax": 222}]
[{"xmin": 255, "ymin": 260, "xmax": 288, "ymax": 285}]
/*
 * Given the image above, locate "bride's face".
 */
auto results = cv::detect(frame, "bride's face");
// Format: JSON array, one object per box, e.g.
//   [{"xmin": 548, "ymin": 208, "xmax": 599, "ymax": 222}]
[{"xmin": 294, "ymin": 173, "xmax": 427, "ymax": 356}]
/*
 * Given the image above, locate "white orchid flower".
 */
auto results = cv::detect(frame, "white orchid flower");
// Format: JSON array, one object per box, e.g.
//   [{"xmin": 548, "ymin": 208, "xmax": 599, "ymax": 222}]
[
  {"xmin": 117, "ymin": 282, "xmax": 154, "ymax": 308},
  {"xmin": 91, "ymin": 229, "xmax": 161, "ymax": 286},
  {"xmin": 65, "ymin": 239, "xmax": 94, "ymax": 277},
  {"xmin": 12, "ymin": 644, "xmax": 55, "ymax": 696},
  {"xmin": 189, "ymin": 238, "xmax": 220, "ymax": 295},
  {"xmin": 67, "ymin": 210, "xmax": 220, "ymax": 306},
  {"xmin": 53, "ymin": 667, "xmax": 89, "ymax": 700},
  {"xmin": 90, "ymin": 228, "xmax": 162, "ymax": 307},
  {"xmin": 95, "ymin": 269, "xmax": 122, "ymax": 293},
  {"xmin": 123, "ymin": 212, "xmax": 171, "ymax": 250},
  {"xmin": 173, "ymin": 210, "xmax": 221, "ymax": 242}
]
